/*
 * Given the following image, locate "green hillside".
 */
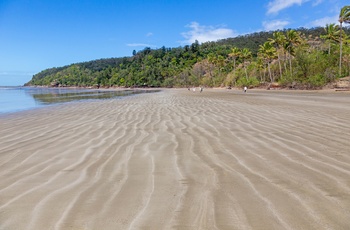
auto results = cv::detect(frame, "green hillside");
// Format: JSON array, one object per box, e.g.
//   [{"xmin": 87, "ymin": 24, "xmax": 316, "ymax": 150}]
[{"xmin": 26, "ymin": 27, "xmax": 350, "ymax": 89}]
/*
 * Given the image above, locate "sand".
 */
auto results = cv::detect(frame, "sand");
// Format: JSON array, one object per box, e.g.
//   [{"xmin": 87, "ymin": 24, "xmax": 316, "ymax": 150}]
[{"xmin": 0, "ymin": 88, "xmax": 350, "ymax": 230}]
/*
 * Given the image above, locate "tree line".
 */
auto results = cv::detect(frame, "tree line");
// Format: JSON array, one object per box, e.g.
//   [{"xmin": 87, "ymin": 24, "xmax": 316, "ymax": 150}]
[{"xmin": 26, "ymin": 6, "xmax": 350, "ymax": 89}]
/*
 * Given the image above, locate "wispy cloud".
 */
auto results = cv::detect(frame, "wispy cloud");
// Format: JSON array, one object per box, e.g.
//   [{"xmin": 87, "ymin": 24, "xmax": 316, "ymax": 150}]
[
  {"xmin": 180, "ymin": 22, "xmax": 236, "ymax": 44},
  {"xmin": 267, "ymin": 0, "xmax": 305, "ymax": 15},
  {"xmin": 126, "ymin": 43, "xmax": 157, "ymax": 48},
  {"xmin": 263, "ymin": 20, "xmax": 290, "ymax": 31},
  {"xmin": 266, "ymin": 0, "xmax": 325, "ymax": 14},
  {"xmin": 308, "ymin": 14, "xmax": 339, "ymax": 27},
  {"xmin": 146, "ymin": 32, "xmax": 153, "ymax": 37},
  {"xmin": 312, "ymin": 0, "xmax": 323, "ymax": 7}
]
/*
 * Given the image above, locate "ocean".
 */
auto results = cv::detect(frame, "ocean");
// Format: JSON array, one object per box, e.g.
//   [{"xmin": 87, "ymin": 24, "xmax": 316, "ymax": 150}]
[{"xmin": 0, "ymin": 87, "xmax": 158, "ymax": 115}]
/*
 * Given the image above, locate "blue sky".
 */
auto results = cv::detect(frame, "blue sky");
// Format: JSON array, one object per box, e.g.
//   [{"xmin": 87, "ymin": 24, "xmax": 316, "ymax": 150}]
[{"xmin": 0, "ymin": 0, "xmax": 348, "ymax": 85}]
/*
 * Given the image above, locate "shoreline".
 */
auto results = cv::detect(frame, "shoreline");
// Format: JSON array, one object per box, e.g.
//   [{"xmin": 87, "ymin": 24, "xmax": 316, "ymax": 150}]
[
  {"xmin": 0, "ymin": 87, "xmax": 162, "ymax": 116},
  {"xmin": 1, "ymin": 89, "xmax": 350, "ymax": 229}
]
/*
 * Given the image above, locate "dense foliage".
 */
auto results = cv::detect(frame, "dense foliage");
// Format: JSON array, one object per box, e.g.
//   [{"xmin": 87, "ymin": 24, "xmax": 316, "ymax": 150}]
[{"xmin": 26, "ymin": 26, "xmax": 350, "ymax": 89}]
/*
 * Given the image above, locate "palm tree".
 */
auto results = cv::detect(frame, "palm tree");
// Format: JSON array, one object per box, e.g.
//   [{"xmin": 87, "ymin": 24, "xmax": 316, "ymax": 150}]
[
  {"xmin": 241, "ymin": 48, "xmax": 252, "ymax": 79},
  {"xmin": 215, "ymin": 55, "xmax": 226, "ymax": 86},
  {"xmin": 269, "ymin": 31, "xmax": 286, "ymax": 79},
  {"xmin": 259, "ymin": 41, "xmax": 277, "ymax": 83},
  {"xmin": 207, "ymin": 53, "xmax": 217, "ymax": 85},
  {"xmin": 256, "ymin": 56, "xmax": 266, "ymax": 82},
  {"xmin": 285, "ymin": 30, "xmax": 302, "ymax": 75},
  {"xmin": 228, "ymin": 47, "xmax": 241, "ymax": 74},
  {"xmin": 338, "ymin": 5, "xmax": 350, "ymax": 76},
  {"xmin": 320, "ymin": 23, "xmax": 340, "ymax": 55}
]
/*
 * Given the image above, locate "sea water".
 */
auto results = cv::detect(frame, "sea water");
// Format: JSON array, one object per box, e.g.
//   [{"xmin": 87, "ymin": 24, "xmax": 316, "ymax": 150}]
[
  {"xmin": 0, "ymin": 87, "xmax": 158, "ymax": 115},
  {"xmin": 0, "ymin": 87, "xmax": 40, "ymax": 114}
]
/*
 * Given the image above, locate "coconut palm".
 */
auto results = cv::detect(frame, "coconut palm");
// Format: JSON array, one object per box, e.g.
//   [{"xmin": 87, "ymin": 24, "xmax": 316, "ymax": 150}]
[
  {"xmin": 269, "ymin": 31, "xmax": 286, "ymax": 79},
  {"xmin": 207, "ymin": 53, "xmax": 216, "ymax": 85},
  {"xmin": 259, "ymin": 41, "xmax": 278, "ymax": 83},
  {"xmin": 338, "ymin": 5, "xmax": 350, "ymax": 76},
  {"xmin": 320, "ymin": 23, "xmax": 340, "ymax": 55},
  {"xmin": 228, "ymin": 47, "xmax": 241, "ymax": 73},
  {"xmin": 256, "ymin": 55, "xmax": 266, "ymax": 82},
  {"xmin": 241, "ymin": 48, "xmax": 252, "ymax": 79},
  {"xmin": 285, "ymin": 30, "xmax": 302, "ymax": 75}
]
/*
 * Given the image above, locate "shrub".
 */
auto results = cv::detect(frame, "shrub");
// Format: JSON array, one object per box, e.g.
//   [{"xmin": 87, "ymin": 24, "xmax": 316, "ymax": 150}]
[
  {"xmin": 305, "ymin": 74, "xmax": 326, "ymax": 89},
  {"xmin": 235, "ymin": 77, "xmax": 260, "ymax": 88}
]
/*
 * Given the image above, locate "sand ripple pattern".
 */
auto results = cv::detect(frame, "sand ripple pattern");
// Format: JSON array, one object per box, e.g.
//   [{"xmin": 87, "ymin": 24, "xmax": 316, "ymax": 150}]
[{"xmin": 1, "ymin": 89, "xmax": 350, "ymax": 229}]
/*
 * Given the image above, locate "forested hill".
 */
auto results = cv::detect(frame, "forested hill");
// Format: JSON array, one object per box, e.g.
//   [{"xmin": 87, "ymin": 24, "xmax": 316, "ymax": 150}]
[{"xmin": 26, "ymin": 27, "xmax": 350, "ymax": 88}]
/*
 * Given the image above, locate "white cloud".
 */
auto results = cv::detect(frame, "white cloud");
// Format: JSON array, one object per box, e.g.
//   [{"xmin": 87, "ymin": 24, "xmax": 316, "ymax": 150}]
[
  {"xmin": 146, "ymin": 32, "xmax": 153, "ymax": 37},
  {"xmin": 267, "ymin": 0, "xmax": 306, "ymax": 14},
  {"xmin": 312, "ymin": 0, "xmax": 323, "ymax": 7},
  {"xmin": 263, "ymin": 20, "xmax": 290, "ymax": 31},
  {"xmin": 309, "ymin": 15, "xmax": 339, "ymax": 27},
  {"xmin": 126, "ymin": 43, "xmax": 156, "ymax": 47},
  {"xmin": 180, "ymin": 22, "xmax": 236, "ymax": 44},
  {"xmin": 267, "ymin": 0, "xmax": 325, "ymax": 14}
]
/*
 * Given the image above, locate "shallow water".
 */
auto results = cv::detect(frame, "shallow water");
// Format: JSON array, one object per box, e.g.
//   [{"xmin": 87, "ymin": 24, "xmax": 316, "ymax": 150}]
[{"xmin": 0, "ymin": 87, "xmax": 159, "ymax": 114}]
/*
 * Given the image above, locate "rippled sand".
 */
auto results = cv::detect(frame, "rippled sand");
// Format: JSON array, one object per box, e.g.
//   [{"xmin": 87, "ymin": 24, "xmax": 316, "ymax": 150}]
[{"xmin": 1, "ymin": 88, "xmax": 350, "ymax": 229}]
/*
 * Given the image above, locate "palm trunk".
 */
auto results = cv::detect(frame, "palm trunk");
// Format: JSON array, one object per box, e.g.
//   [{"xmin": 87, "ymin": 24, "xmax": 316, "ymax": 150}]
[
  {"xmin": 288, "ymin": 48, "xmax": 293, "ymax": 75},
  {"xmin": 244, "ymin": 61, "xmax": 248, "ymax": 79},
  {"xmin": 282, "ymin": 51, "xmax": 288, "ymax": 72},
  {"xmin": 277, "ymin": 52, "xmax": 282, "ymax": 79},
  {"xmin": 339, "ymin": 22, "xmax": 343, "ymax": 76},
  {"xmin": 268, "ymin": 62, "xmax": 273, "ymax": 83},
  {"xmin": 233, "ymin": 58, "xmax": 236, "ymax": 77},
  {"xmin": 259, "ymin": 69, "xmax": 263, "ymax": 82}
]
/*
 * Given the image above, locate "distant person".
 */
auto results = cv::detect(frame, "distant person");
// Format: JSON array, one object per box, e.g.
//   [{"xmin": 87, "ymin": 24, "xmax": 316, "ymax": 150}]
[
  {"xmin": 244, "ymin": 86, "xmax": 247, "ymax": 93},
  {"xmin": 200, "ymin": 87, "xmax": 203, "ymax": 93},
  {"xmin": 192, "ymin": 87, "xmax": 196, "ymax": 92}
]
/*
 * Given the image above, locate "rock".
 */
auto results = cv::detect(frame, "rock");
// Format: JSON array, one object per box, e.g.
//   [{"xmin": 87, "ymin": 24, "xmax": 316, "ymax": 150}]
[
  {"xmin": 50, "ymin": 80, "xmax": 59, "ymax": 87},
  {"xmin": 336, "ymin": 76, "xmax": 350, "ymax": 88}
]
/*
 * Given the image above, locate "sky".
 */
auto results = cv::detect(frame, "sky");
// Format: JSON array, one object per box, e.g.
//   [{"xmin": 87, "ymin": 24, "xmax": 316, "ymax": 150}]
[{"xmin": 0, "ymin": 0, "xmax": 348, "ymax": 86}]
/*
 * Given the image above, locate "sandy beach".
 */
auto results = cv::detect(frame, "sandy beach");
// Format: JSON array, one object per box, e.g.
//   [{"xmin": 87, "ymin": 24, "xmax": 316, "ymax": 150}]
[{"xmin": 1, "ymin": 88, "xmax": 350, "ymax": 229}]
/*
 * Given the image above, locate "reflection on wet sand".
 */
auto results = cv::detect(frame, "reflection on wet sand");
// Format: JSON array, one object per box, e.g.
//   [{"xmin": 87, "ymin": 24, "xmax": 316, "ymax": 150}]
[{"xmin": 26, "ymin": 89, "xmax": 160, "ymax": 104}]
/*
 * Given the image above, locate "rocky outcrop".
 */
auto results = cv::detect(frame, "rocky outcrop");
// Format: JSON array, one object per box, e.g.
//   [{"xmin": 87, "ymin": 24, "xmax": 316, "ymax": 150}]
[
  {"xmin": 50, "ymin": 80, "xmax": 59, "ymax": 87},
  {"xmin": 335, "ymin": 76, "xmax": 350, "ymax": 89}
]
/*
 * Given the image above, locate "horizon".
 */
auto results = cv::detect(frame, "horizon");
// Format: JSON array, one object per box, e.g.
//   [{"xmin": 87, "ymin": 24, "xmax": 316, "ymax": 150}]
[{"xmin": 1, "ymin": 0, "xmax": 348, "ymax": 86}]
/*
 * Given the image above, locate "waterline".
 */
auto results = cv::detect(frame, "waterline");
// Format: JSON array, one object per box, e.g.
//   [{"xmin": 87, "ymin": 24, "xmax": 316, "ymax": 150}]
[{"xmin": 0, "ymin": 87, "xmax": 159, "ymax": 114}]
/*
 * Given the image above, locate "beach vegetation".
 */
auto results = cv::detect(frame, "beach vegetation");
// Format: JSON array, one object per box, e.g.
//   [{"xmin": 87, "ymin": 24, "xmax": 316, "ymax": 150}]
[
  {"xmin": 26, "ymin": 15, "xmax": 350, "ymax": 89},
  {"xmin": 338, "ymin": 5, "xmax": 350, "ymax": 76}
]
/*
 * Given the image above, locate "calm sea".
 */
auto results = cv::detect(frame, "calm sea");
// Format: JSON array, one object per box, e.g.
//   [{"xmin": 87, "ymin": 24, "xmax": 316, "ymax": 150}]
[{"xmin": 0, "ymin": 87, "xmax": 158, "ymax": 115}]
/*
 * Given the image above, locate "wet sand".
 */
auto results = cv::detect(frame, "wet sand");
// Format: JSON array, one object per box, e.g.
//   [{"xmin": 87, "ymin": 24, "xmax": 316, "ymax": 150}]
[{"xmin": 1, "ymin": 88, "xmax": 350, "ymax": 229}]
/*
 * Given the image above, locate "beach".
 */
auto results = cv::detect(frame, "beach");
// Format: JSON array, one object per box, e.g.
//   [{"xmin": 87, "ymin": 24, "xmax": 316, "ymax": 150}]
[{"xmin": 1, "ymin": 88, "xmax": 350, "ymax": 229}]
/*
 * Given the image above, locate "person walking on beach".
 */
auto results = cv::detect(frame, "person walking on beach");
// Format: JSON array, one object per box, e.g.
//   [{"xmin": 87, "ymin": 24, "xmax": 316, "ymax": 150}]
[{"xmin": 244, "ymin": 86, "xmax": 247, "ymax": 93}]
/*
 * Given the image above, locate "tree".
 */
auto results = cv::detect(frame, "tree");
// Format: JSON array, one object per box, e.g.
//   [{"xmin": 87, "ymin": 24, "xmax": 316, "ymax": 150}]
[
  {"xmin": 258, "ymin": 41, "xmax": 277, "ymax": 83},
  {"xmin": 228, "ymin": 47, "xmax": 241, "ymax": 72},
  {"xmin": 285, "ymin": 30, "xmax": 302, "ymax": 75},
  {"xmin": 269, "ymin": 31, "xmax": 286, "ymax": 79},
  {"xmin": 207, "ymin": 53, "xmax": 217, "ymax": 85},
  {"xmin": 338, "ymin": 5, "xmax": 350, "ymax": 76},
  {"xmin": 241, "ymin": 48, "xmax": 252, "ymax": 79},
  {"xmin": 320, "ymin": 24, "xmax": 340, "ymax": 55},
  {"xmin": 26, "ymin": 27, "xmax": 350, "ymax": 89}
]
